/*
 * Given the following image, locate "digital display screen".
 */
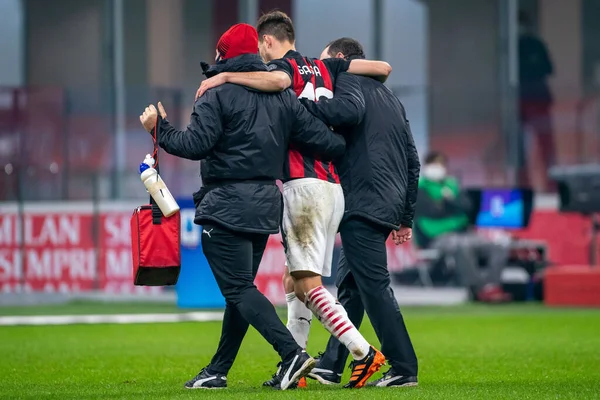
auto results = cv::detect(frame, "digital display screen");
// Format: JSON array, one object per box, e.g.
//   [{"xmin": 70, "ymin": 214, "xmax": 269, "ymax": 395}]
[{"xmin": 475, "ymin": 189, "xmax": 530, "ymax": 229}]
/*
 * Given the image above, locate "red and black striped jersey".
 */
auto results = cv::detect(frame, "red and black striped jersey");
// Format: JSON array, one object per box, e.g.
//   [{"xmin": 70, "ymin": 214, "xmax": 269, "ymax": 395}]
[{"xmin": 268, "ymin": 50, "xmax": 350, "ymax": 183}]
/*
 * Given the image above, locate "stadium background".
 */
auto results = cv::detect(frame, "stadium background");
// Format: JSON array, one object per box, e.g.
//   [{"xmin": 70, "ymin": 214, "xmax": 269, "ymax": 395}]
[
  {"xmin": 1, "ymin": 0, "xmax": 599, "ymax": 301},
  {"xmin": 1, "ymin": 1, "xmax": 600, "ymax": 399}
]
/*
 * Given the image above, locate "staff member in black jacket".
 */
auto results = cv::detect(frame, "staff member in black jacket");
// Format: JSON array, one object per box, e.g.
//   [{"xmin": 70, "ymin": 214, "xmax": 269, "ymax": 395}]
[
  {"xmin": 139, "ymin": 24, "xmax": 345, "ymax": 391},
  {"xmin": 300, "ymin": 38, "xmax": 420, "ymax": 388}
]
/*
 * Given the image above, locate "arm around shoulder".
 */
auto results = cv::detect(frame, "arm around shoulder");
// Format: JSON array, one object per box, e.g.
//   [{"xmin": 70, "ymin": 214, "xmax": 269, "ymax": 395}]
[
  {"xmin": 348, "ymin": 59, "xmax": 392, "ymax": 83},
  {"xmin": 224, "ymin": 70, "xmax": 291, "ymax": 92}
]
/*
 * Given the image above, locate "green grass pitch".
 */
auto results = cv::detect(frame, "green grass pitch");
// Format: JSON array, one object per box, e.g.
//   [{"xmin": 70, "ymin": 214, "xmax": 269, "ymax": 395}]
[{"xmin": 1, "ymin": 303, "xmax": 600, "ymax": 399}]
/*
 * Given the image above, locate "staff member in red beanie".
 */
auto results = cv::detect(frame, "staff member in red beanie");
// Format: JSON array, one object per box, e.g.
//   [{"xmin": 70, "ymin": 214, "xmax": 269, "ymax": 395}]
[{"xmin": 139, "ymin": 23, "xmax": 345, "ymax": 391}]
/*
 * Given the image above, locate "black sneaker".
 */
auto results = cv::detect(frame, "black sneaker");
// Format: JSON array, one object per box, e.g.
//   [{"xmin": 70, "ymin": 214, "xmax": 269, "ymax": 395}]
[
  {"xmin": 263, "ymin": 363, "xmax": 280, "ymax": 388},
  {"xmin": 263, "ymin": 362, "xmax": 303, "ymax": 390},
  {"xmin": 366, "ymin": 368, "xmax": 418, "ymax": 387},
  {"xmin": 263, "ymin": 363, "xmax": 285, "ymax": 388},
  {"xmin": 276, "ymin": 350, "xmax": 315, "ymax": 390},
  {"xmin": 184, "ymin": 367, "xmax": 227, "ymax": 389},
  {"xmin": 307, "ymin": 357, "xmax": 342, "ymax": 385}
]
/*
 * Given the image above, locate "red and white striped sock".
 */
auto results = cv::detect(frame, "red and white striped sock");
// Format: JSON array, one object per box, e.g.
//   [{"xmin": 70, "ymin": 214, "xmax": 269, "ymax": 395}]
[{"xmin": 305, "ymin": 286, "xmax": 370, "ymax": 360}]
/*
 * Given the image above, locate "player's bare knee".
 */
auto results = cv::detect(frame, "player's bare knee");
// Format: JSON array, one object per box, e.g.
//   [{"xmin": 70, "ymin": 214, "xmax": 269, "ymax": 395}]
[{"xmin": 290, "ymin": 271, "xmax": 322, "ymax": 298}]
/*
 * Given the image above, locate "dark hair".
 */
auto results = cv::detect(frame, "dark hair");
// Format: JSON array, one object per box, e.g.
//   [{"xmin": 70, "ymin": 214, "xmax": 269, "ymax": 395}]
[
  {"xmin": 424, "ymin": 151, "xmax": 447, "ymax": 165},
  {"xmin": 256, "ymin": 10, "xmax": 295, "ymax": 43},
  {"xmin": 326, "ymin": 37, "xmax": 365, "ymax": 60}
]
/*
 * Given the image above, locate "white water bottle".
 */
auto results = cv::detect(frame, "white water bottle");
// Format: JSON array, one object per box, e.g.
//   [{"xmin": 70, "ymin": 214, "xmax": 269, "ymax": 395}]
[{"xmin": 140, "ymin": 154, "xmax": 180, "ymax": 217}]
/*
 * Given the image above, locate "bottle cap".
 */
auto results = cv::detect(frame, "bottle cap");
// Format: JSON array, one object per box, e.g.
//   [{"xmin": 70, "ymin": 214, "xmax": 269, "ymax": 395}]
[{"xmin": 139, "ymin": 163, "xmax": 150, "ymax": 174}]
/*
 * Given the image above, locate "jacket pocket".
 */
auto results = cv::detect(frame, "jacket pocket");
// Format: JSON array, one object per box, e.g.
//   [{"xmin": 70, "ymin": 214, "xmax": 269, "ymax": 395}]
[{"xmin": 192, "ymin": 188, "xmax": 208, "ymax": 209}]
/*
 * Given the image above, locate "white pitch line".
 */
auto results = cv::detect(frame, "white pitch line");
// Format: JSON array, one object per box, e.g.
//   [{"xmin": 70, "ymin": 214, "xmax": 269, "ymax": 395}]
[{"xmin": 0, "ymin": 312, "xmax": 224, "ymax": 326}]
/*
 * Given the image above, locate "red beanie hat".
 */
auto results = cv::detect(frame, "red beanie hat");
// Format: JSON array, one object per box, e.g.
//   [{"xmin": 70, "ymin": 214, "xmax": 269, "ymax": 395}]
[{"xmin": 216, "ymin": 23, "xmax": 258, "ymax": 60}]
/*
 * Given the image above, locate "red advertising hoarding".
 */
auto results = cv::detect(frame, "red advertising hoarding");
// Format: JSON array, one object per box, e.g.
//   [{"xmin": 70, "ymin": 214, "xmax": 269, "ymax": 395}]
[
  {"xmin": 0, "ymin": 201, "xmax": 596, "ymax": 300},
  {"xmin": 0, "ymin": 203, "xmax": 160, "ymax": 295}
]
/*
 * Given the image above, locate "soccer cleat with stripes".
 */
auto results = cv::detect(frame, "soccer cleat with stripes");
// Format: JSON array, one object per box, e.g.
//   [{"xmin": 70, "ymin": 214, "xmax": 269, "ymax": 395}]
[
  {"xmin": 366, "ymin": 369, "xmax": 418, "ymax": 387},
  {"xmin": 344, "ymin": 346, "xmax": 386, "ymax": 388}
]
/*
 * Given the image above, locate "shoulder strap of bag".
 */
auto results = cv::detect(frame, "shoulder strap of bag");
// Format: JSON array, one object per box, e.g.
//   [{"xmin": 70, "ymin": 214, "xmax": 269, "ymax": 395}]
[{"xmin": 150, "ymin": 115, "xmax": 163, "ymax": 225}]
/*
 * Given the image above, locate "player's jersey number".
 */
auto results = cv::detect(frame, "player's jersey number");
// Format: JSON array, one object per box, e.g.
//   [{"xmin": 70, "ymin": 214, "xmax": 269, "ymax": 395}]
[{"xmin": 298, "ymin": 82, "xmax": 334, "ymax": 102}]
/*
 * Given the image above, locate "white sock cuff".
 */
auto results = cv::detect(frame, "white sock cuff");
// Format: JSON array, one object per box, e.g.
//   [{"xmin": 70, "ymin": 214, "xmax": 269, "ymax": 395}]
[{"xmin": 285, "ymin": 292, "xmax": 297, "ymax": 303}]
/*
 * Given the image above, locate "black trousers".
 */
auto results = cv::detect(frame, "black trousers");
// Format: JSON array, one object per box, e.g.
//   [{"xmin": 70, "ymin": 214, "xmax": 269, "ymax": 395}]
[
  {"xmin": 202, "ymin": 223, "xmax": 299, "ymax": 375},
  {"xmin": 318, "ymin": 217, "xmax": 418, "ymax": 377}
]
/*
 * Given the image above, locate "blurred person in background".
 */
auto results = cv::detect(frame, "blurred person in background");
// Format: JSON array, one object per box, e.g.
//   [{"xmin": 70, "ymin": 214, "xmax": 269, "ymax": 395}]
[
  {"xmin": 518, "ymin": 10, "xmax": 555, "ymax": 191},
  {"xmin": 139, "ymin": 23, "xmax": 346, "ymax": 391},
  {"xmin": 414, "ymin": 152, "xmax": 511, "ymax": 302},
  {"xmin": 302, "ymin": 37, "xmax": 420, "ymax": 388}
]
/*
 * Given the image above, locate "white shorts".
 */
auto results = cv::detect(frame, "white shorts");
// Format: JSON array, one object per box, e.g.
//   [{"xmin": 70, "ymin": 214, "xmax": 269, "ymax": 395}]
[{"xmin": 282, "ymin": 178, "xmax": 345, "ymax": 277}]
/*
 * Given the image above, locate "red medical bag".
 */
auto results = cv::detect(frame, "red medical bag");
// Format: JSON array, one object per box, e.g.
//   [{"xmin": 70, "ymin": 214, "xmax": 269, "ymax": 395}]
[{"xmin": 130, "ymin": 116, "xmax": 181, "ymax": 286}]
